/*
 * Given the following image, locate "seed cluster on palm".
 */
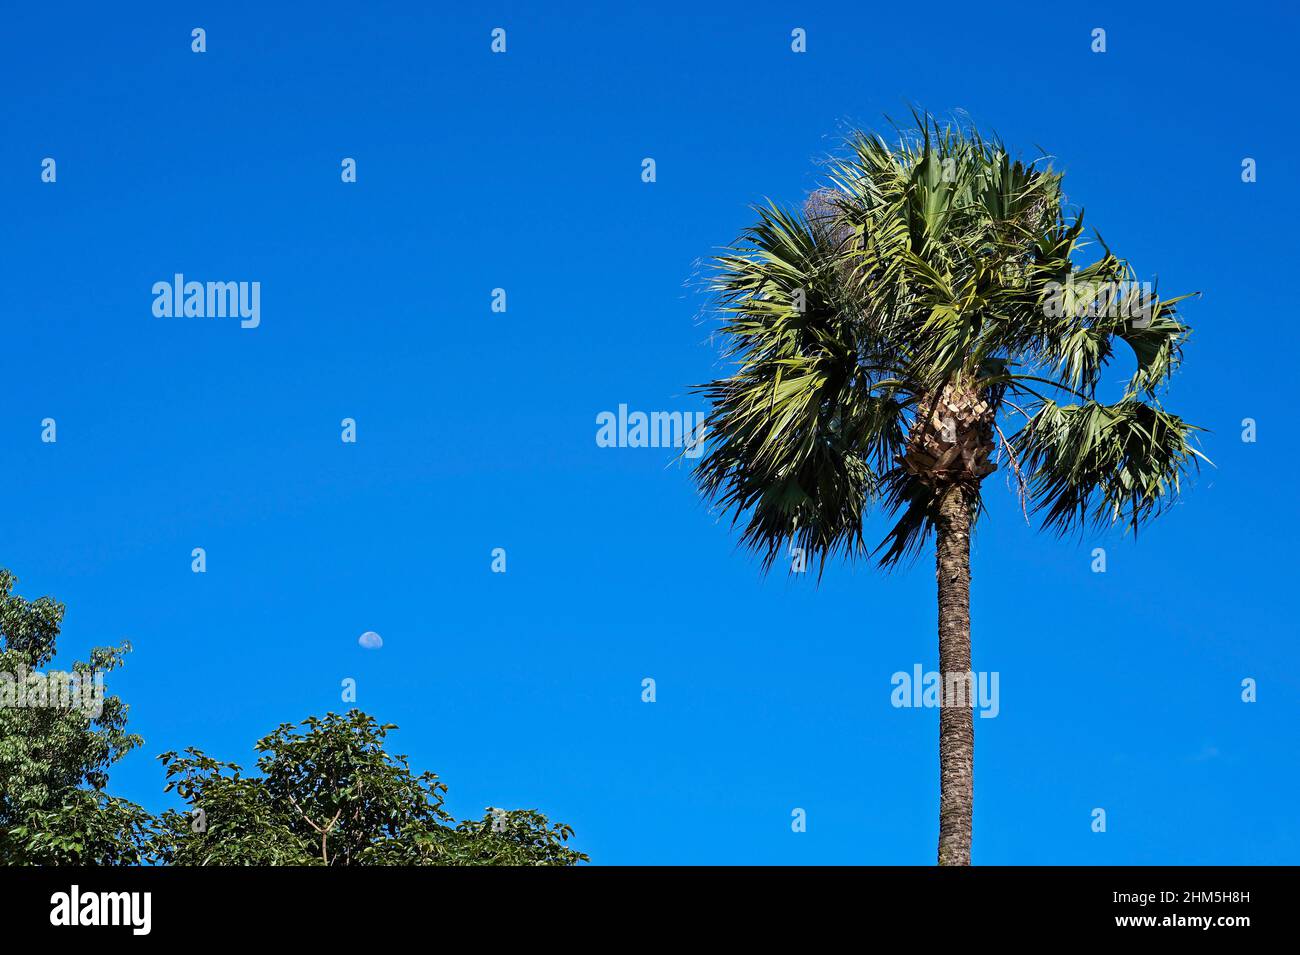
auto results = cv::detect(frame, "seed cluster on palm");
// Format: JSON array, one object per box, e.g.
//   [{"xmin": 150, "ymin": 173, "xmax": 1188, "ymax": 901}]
[{"xmin": 692, "ymin": 112, "xmax": 1205, "ymax": 864}]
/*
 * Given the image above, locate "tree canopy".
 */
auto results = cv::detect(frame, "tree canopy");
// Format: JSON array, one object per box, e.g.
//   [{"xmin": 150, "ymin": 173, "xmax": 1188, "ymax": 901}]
[
  {"xmin": 0, "ymin": 570, "xmax": 585, "ymax": 866},
  {"xmin": 155, "ymin": 711, "xmax": 587, "ymax": 866},
  {"xmin": 0, "ymin": 569, "xmax": 149, "ymax": 864},
  {"xmin": 694, "ymin": 113, "xmax": 1205, "ymax": 573}
]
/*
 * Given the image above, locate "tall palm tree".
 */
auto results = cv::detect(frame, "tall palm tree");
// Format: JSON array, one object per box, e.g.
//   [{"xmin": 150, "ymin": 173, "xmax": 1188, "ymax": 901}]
[{"xmin": 692, "ymin": 113, "xmax": 1204, "ymax": 865}]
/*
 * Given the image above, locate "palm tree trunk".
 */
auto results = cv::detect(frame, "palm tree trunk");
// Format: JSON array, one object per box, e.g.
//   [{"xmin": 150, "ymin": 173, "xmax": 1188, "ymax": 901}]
[{"xmin": 935, "ymin": 483, "xmax": 973, "ymax": 865}]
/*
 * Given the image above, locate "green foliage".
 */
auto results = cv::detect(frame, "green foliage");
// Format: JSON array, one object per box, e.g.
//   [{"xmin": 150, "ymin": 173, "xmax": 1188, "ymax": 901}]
[
  {"xmin": 1, "ymin": 572, "xmax": 587, "ymax": 866},
  {"xmin": 5, "ymin": 790, "xmax": 157, "ymax": 865},
  {"xmin": 155, "ymin": 711, "xmax": 588, "ymax": 866},
  {"xmin": 694, "ymin": 111, "xmax": 1204, "ymax": 568},
  {"xmin": 1010, "ymin": 398, "xmax": 1205, "ymax": 534},
  {"xmin": 0, "ymin": 569, "xmax": 150, "ymax": 864}
]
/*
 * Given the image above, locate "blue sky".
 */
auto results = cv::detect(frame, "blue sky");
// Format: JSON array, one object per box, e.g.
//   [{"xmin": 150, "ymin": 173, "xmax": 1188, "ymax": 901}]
[{"xmin": 3, "ymin": 0, "xmax": 1297, "ymax": 864}]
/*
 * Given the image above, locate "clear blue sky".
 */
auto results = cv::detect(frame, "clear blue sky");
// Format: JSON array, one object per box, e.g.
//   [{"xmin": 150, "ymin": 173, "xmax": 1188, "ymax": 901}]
[{"xmin": 3, "ymin": 0, "xmax": 1296, "ymax": 864}]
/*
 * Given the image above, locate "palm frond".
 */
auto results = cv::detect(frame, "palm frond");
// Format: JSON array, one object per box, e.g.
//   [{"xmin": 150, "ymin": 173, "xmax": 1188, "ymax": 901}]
[{"xmin": 1009, "ymin": 397, "xmax": 1207, "ymax": 535}]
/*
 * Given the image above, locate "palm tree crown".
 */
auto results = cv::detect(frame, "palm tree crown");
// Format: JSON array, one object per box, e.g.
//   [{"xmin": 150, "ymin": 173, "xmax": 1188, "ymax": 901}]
[{"xmin": 695, "ymin": 113, "xmax": 1205, "ymax": 574}]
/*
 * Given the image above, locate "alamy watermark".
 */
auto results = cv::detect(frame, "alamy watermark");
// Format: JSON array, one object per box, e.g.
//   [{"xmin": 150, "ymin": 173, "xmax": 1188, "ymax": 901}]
[
  {"xmin": 0, "ymin": 666, "xmax": 105, "ymax": 718},
  {"xmin": 891, "ymin": 665, "xmax": 1000, "ymax": 718},
  {"xmin": 152, "ymin": 274, "xmax": 260, "ymax": 329},
  {"xmin": 50, "ymin": 885, "xmax": 151, "ymax": 935},
  {"xmin": 1043, "ymin": 272, "xmax": 1156, "ymax": 328},
  {"xmin": 595, "ymin": 404, "xmax": 707, "ymax": 458}
]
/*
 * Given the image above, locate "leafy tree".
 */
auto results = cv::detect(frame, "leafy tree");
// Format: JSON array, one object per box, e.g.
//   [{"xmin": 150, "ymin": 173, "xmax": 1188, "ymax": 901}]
[
  {"xmin": 155, "ymin": 710, "xmax": 587, "ymax": 866},
  {"xmin": 0, "ymin": 569, "xmax": 151, "ymax": 864},
  {"xmin": 692, "ymin": 113, "xmax": 1204, "ymax": 864},
  {"xmin": 6, "ymin": 789, "xmax": 157, "ymax": 865},
  {"xmin": 2, "ymin": 571, "xmax": 586, "ymax": 866}
]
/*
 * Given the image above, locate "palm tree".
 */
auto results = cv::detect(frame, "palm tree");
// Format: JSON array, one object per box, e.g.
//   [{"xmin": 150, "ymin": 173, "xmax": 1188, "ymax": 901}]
[{"xmin": 692, "ymin": 113, "xmax": 1204, "ymax": 865}]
